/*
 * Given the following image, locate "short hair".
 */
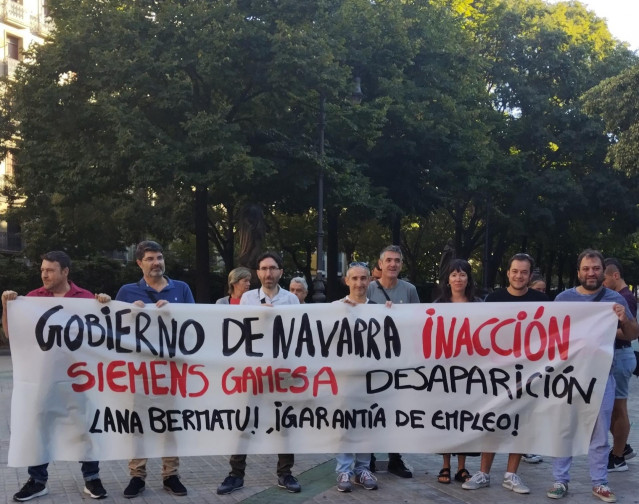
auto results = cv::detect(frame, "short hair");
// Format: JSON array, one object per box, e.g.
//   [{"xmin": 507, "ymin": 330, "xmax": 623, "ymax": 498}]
[
  {"xmin": 346, "ymin": 262, "xmax": 371, "ymax": 277},
  {"xmin": 379, "ymin": 245, "xmax": 403, "ymax": 261},
  {"xmin": 372, "ymin": 263, "xmax": 382, "ymax": 272},
  {"xmin": 135, "ymin": 240, "xmax": 163, "ymax": 260},
  {"xmin": 604, "ymin": 257, "xmax": 624, "ymax": 278},
  {"xmin": 289, "ymin": 276, "xmax": 308, "ymax": 292},
  {"xmin": 41, "ymin": 251, "xmax": 71, "ymax": 271},
  {"xmin": 256, "ymin": 251, "xmax": 283, "ymax": 270},
  {"xmin": 227, "ymin": 267, "xmax": 252, "ymax": 295},
  {"xmin": 577, "ymin": 249, "xmax": 605, "ymax": 270},
  {"xmin": 438, "ymin": 258, "xmax": 476, "ymax": 302},
  {"xmin": 508, "ymin": 253, "xmax": 534, "ymax": 272}
]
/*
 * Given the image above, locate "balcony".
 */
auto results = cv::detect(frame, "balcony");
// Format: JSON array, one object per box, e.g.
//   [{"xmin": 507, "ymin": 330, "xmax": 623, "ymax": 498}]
[
  {"xmin": 0, "ymin": 58, "xmax": 20, "ymax": 78},
  {"xmin": 30, "ymin": 13, "xmax": 52, "ymax": 37},
  {"xmin": 0, "ymin": 0, "xmax": 30, "ymax": 28}
]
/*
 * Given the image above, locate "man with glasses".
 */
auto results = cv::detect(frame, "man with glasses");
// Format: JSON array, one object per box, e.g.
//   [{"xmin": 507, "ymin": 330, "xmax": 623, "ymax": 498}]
[
  {"xmin": 217, "ymin": 251, "xmax": 301, "ymax": 495},
  {"xmin": 366, "ymin": 245, "xmax": 419, "ymax": 478},
  {"xmin": 463, "ymin": 252, "xmax": 548, "ymax": 495},
  {"xmin": 116, "ymin": 240, "xmax": 194, "ymax": 498}
]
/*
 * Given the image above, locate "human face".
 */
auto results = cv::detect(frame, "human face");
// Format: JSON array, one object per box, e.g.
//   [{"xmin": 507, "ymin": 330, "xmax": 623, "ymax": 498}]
[
  {"xmin": 578, "ymin": 256, "xmax": 605, "ymax": 292},
  {"xmin": 345, "ymin": 266, "xmax": 370, "ymax": 300},
  {"xmin": 289, "ymin": 282, "xmax": 307, "ymax": 303},
  {"xmin": 603, "ymin": 267, "xmax": 618, "ymax": 290},
  {"xmin": 371, "ymin": 267, "xmax": 382, "ymax": 281},
  {"xmin": 531, "ymin": 280, "xmax": 546, "ymax": 293},
  {"xmin": 507, "ymin": 259, "xmax": 532, "ymax": 292},
  {"xmin": 379, "ymin": 251, "xmax": 402, "ymax": 280},
  {"xmin": 232, "ymin": 277, "xmax": 251, "ymax": 298},
  {"xmin": 257, "ymin": 257, "xmax": 282, "ymax": 290},
  {"xmin": 137, "ymin": 251, "xmax": 165, "ymax": 280},
  {"xmin": 41, "ymin": 260, "xmax": 69, "ymax": 294},
  {"xmin": 448, "ymin": 269, "xmax": 468, "ymax": 298}
]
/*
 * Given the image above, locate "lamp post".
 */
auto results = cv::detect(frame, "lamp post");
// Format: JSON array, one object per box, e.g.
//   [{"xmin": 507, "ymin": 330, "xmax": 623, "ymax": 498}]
[
  {"xmin": 313, "ymin": 94, "xmax": 327, "ymax": 303},
  {"xmin": 312, "ymin": 78, "xmax": 363, "ymax": 303}
]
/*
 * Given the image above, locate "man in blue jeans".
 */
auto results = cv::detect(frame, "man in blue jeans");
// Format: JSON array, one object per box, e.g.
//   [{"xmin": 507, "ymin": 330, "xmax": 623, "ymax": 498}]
[
  {"xmin": 2, "ymin": 251, "xmax": 110, "ymax": 501},
  {"xmin": 547, "ymin": 249, "xmax": 639, "ymax": 503}
]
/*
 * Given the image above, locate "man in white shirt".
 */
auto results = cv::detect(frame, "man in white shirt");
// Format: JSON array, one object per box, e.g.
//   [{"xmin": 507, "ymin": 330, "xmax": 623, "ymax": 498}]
[{"xmin": 217, "ymin": 252, "xmax": 301, "ymax": 495}]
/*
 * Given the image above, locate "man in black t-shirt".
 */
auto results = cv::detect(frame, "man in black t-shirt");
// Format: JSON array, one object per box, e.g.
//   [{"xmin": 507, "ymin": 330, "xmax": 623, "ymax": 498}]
[{"xmin": 463, "ymin": 253, "xmax": 548, "ymax": 495}]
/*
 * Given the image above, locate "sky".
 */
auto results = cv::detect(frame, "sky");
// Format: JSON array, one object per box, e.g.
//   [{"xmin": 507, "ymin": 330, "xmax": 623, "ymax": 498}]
[{"xmin": 548, "ymin": 0, "xmax": 639, "ymax": 51}]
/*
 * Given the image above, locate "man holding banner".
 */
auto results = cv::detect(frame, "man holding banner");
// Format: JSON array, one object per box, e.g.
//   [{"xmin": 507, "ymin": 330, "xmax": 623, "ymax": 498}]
[
  {"xmin": 217, "ymin": 251, "xmax": 302, "ymax": 495},
  {"xmin": 115, "ymin": 240, "xmax": 194, "ymax": 499},
  {"xmin": 2, "ymin": 251, "xmax": 110, "ymax": 501},
  {"xmin": 547, "ymin": 249, "xmax": 638, "ymax": 503}
]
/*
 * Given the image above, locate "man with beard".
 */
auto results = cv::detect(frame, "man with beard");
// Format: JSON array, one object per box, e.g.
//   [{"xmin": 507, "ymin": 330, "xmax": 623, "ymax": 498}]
[
  {"xmin": 217, "ymin": 252, "xmax": 302, "ymax": 495},
  {"xmin": 547, "ymin": 249, "xmax": 638, "ymax": 503},
  {"xmin": 463, "ymin": 253, "xmax": 548, "ymax": 494},
  {"xmin": 116, "ymin": 241, "xmax": 194, "ymax": 498}
]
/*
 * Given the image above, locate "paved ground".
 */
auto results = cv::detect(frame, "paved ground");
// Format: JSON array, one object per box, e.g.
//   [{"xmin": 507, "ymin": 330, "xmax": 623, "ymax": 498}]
[{"xmin": 2, "ymin": 351, "xmax": 639, "ymax": 504}]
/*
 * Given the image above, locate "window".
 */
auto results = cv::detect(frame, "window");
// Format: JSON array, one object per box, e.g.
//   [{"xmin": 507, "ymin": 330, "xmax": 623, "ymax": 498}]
[{"xmin": 7, "ymin": 35, "xmax": 21, "ymax": 60}]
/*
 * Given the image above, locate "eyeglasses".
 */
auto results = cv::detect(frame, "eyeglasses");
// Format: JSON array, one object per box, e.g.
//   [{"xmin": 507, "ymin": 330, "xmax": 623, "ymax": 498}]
[
  {"xmin": 258, "ymin": 266, "xmax": 281, "ymax": 272},
  {"xmin": 349, "ymin": 261, "xmax": 368, "ymax": 268}
]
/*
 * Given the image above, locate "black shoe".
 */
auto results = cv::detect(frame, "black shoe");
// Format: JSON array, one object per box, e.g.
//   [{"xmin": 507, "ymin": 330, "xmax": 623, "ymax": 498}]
[
  {"xmin": 388, "ymin": 459, "xmax": 413, "ymax": 478},
  {"xmin": 217, "ymin": 476, "xmax": 244, "ymax": 495},
  {"xmin": 13, "ymin": 479, "xmax": 48, "ymax": 502},
  {"xmin": 84, "ymin": 478, "xmax": 108, "ymax": 499},
  {"xmin": 123, "ymin": 477, "xmax": 145, "ymax": 499},
  {"xmin": 163, "ymin": 475, "xmax": 187, "ymax": 496},
  {"xmin": 624, "ymin": 444, "xmax": 636, "ymax": 460},
  {"xmin": 608, "ymin": 452, "xmax": 628, "ymax": 472},
  {"xmin": 278, "ymin": 474, "xmax": 301, "ymax": 493}
]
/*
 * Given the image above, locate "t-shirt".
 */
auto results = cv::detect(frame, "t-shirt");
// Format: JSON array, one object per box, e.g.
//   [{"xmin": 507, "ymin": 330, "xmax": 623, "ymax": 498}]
[
  {"xmin": 366, "ymin": 279, "xmax": 420, "ymax": 304},
  {"xmin": 27, "ymin": 281, "xmax": 94, "ymax": 299},
  {"xmin": 240, "ymin": 287, "xmax": 299, "ymax": 306},
  {"xmin": 485, "ymin": 288, "xmax": 548, "ymax": 303},
  {"xmin": 618, "ymin": 286, "xmax": 637, "ymax": 318},
  {"xmin": 116, "ymin": 277, "xmax": 194, "ymax": 304},
  {"xmin": 555, "ymin": 287, "xmax": 633, "ymax": 320}
]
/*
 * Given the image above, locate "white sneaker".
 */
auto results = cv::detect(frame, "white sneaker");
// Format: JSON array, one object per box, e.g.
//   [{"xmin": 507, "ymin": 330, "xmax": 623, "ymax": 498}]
[
  {"xmin": 462, "ymin": 471, "xmax": 490, "ymax": 490},
  {"xmin": 502, "ymin": 473, "xmax": 530, "ymax": 494},
  {"xmin": 522, "ymin": 453, "xmax": 542, "ymax": 463}
]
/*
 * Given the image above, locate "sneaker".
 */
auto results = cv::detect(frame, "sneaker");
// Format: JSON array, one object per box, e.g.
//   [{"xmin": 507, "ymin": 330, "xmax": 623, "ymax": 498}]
[
  {"xmin": 336, "ymin": 472, "xmax": 352, "ymax": 492},
  {"xmin": 592, "ymin": 484, "xmax": 617, "ymax": 503},
  {"xmin": 163, "ymin": 475, "xmax": 187, "ymax": 496},
  {"xmin": 123, "ymin": 477, "xmax": 145, "ymax": 499},
  {"xmin": 522, "ymin": 453, "xmax": 543, "ymax": 463},
  {"xmin": 278, "ymin": 474, "xmax": 301, "ymax": 493},
  {"xmin": 387, "ymin": 458, "xmax": 412, "ymax": 478},
  {"xmin": 354, "ymin": 469, "xmax": 378, "ymax": 490},
  {"xmin": 607, "ymin": 453, "xmax": 628, "ymax": 472},
  {"xmin": 13, "ymin": 479, "xmax": 48, "ymax": 502},
  {"xmin": 217, "ymin": 476, "xmax": 244, "ymax": 495},
  {"xmin": 462, "ymin": 471, "xmax": 490, "ymax": 490},
  {"xmin": 502, "ymin": 473, "xmax": 530, "ymax": 494},
  {"xmin": 84, "ymin": 479, "xmax": 107, "ymax": 499},
  {"xmin": 547, "ymin": 481, "xmax": 568, "ymax": 499},
  {"xmin": 623, "ymin": 444, "xmax": 636, "ymax": 460}
]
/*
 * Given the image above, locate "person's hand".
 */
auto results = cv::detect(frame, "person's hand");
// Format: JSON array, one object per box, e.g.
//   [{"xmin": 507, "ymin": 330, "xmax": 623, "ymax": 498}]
[
  {"xmin": 156, "ymin": 300, "xmax": 169, "ymax": 308},
  {"xmin": 95, "ymin": 293, "xmax": 111, "ymax": 304},
  {"xmin": 132, "ymin": 300, "xmax": 145, "ymax": 308},
  {"xmin": 2, "ymin": 290, "xmax": 17, "ymax": 306},
  {"xmin": 613, "ymin": 303, "xmax": 628, "ymax": 323},
  {"xmin": 385, "ymin": 301, "xmax": 393, "ymax": 308}
]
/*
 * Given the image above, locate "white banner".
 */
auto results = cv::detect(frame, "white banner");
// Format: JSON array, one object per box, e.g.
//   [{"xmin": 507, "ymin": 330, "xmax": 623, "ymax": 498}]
[{"xmin": 7, "ymin": 298, "xmax": 617, "ymax": 466}]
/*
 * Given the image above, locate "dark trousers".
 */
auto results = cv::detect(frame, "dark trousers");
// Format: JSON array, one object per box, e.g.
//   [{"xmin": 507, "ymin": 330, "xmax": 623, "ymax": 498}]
[{"xmin": 229, "ymin": 454, "xmax": 294, "ymax": 478}]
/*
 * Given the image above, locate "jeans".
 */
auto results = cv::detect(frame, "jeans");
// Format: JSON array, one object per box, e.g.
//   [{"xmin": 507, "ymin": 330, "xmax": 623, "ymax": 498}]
[
  {"xmin": 552, "ymin": 373, "xmax": 615, "ymax": 486},
  {"xmin": 29, "ymin": 461, "xmax": 99, "ymax": 483},
  {"xmin": 129, "ymin": 457, "xmax": 179, "ymax": 479},
  {"xmin": 336, "ymin": 453, "xmax": 371, "ymax": 477},
  {"xmin": 612, "ymin": 347, "xmax": 636, "ymax": 398},
  {"xmin": 228, "ymin": 454, "xmax": 294, "ymax": 478}
]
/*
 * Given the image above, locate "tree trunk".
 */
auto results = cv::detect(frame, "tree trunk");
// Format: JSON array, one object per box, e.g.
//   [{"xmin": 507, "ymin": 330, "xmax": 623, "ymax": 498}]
[
  {"xmin": 194, "ymin": 185, "xmax": 211, "ymax": 303},
  {"xmin": 327, "ymin": 208, "xmax": 339, "ymax": 301}
]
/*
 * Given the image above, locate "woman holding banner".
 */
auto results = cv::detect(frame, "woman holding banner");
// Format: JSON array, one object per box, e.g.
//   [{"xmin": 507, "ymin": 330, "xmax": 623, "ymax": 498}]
[{"xmin": 434, "ymin": 258, "xmax": 480, "ymax": 484}]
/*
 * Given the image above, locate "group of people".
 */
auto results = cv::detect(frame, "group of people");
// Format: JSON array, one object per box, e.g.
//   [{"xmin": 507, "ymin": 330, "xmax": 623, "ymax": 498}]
[{"xmin": 1, "ymin": 242, "xmax": 636, "ymax": 503}]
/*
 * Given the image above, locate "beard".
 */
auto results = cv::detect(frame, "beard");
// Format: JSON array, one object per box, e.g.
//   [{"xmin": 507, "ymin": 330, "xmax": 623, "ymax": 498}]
[{"xmin": 580, "ymin": 276, "xmax": 604, "ymax": 292}]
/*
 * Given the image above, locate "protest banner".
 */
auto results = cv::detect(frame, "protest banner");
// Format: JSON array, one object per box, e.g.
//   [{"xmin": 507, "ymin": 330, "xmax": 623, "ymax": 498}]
[{"xmin": 6, "ymin": 298, "xmax": 617, "ymax": 466}]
